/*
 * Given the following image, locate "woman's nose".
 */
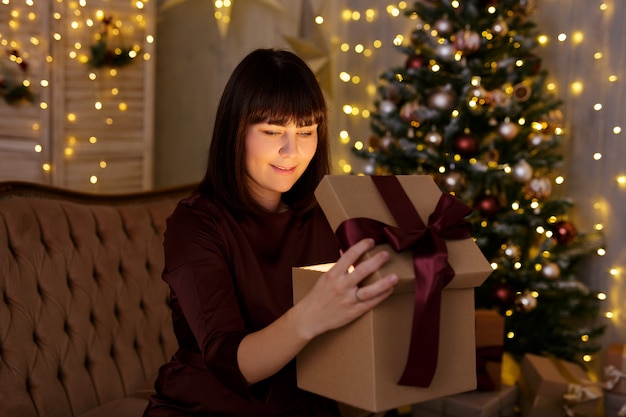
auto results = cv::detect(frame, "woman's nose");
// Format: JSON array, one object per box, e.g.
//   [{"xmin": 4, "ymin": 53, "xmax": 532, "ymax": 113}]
[{"xmin": 279, "ymin": 133, "xmax": 297, "ymax": 157}]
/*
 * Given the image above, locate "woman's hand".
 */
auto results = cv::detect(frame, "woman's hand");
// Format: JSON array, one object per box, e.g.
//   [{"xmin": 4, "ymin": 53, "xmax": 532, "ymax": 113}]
[
  {"xmin": 237, "ymin": 238, "xmax": 396, "ymax": 384},
  {"xmin": 293, "ymin": 238, "xmax": 398, "ymax": 341}
]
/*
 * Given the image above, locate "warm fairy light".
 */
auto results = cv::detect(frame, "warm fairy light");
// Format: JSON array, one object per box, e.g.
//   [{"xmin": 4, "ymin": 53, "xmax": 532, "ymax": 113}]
[
  {"xmin": 598, "ymin": 248, "xmax": 606, "ymax": 256},
  {"xmin": 538, "ymin": 35, "xmax": 549, "ymax": 45},
  {"xmin": 597, "ymin": 293, "xmax": 607, "ymax": 300},
  {"xmin": 557, "ymin": 33, "xmax": 567, "ymax": 42},
  {"xmin": 593, "ymin": 153, "xmax": 602, "ymax": 160},
  {"xmin": 90, "ymin": 176, "xmax": 98, "ymax": 184},
  {"xmin": 34, "ymin": 144, "xmax": 42, "ymax": 152},
  {"xmin": 555, "ymin": 176, "xmax": 564, "ymax": 185},
  {"xmin": 606, "ymin": 312, "xmax": 614, "ymax": 319},
  {"xmin": 572, "ymin": 31, "xmax": 584, "ymax": 44},
  {"xmin": 617, "ymin": 175, "xmax": 626, "ymax": 186},
  {"xmin": 613, "ymin": 126, "xmax": 622, "ymax": 134},
  {"xmin": 353, "ymin": 141, "xmax": 364, "ymax": 151},
  {"xmin": 570, "ymin": 81, "xmax": 583, "ymax": 95},
  {"xmin": 315, "ymin": 16, "xmax": 323, "ymax": 25},
  {"xmin": 583, "ymin": 355, "xmax": 592, "ymax": 362},
  {"xmin": 610, "ymin": 268, "xmax": 620, "ymax": 277}
]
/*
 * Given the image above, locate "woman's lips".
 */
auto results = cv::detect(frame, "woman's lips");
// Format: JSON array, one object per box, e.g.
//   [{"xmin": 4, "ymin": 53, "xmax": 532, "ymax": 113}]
[{"xmin": 272, "ymin": 164, "xmax": 296, "ymax": 174}]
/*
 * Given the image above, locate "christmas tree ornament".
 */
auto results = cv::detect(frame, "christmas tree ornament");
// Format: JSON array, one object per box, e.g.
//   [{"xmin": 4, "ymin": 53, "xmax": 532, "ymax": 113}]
[
  {"xmin": 498, "ymin": 118, "xmax": 520, "ymax": 140},
  {"xmin": 380, "ymin": 133, "xmax": 398, "ymax": 152},
  {"xmin": 405, "ymin": 54, "xmax": 427, "ymax": 71},
  {"xmin": 511, "ymin": 159, "xmax": 533, "ymax": 182},
  {"xmin": 400, "ymin": 100, "xmax": 421, "ymax": 123},
  {"xmin": 489, "ymin": 282, "xmax": 515, "ymax": 309},
  {"xmin": 475, "ymin": 194, "xmax": 501, "ymax": 218},
  {"xmin": 379, "ymin": 99, "xmax": 397, "ymax": 116},
  {"xmin": 362, "ymin": 160, "xmax": 377, "ymax": 176},
  {"xmin": 485, "ymin": 148, "xmax": 500, "ymax": 164},
  {"xmin": 386, "ymin": 84, "xmax": 402, "ymax": 103},
  {"xmin": 514, "ymin": 291, "xmax": 538, "ymax": 312},
  {"xmin": 524, "ymin": 177, "xmax": 552, "ymax": 200},
  {"xmin": 436, "ymin": 42, "xmax": 456, "ymax": 62},
  {"xmin": 489, "ymin": 88, "xmax": 512, "ymax": 108},
  {"xmin": 541, "ymin": 261, "xmax": 560, "ymax": 279},
  {"xmin": 513, "ymin": 82, "xmax": 532, "ymax": 102},
  {"xmin": 503, "ymin": 243, "xmax": 521, "ymax": 260},
  {"xmin": 492, "ymin": 18, "xmax": 509, "ymax": 37},
  {"xmin": 546, "ymin": 109, "xmax": 564, "ymax": 132},
  {"xmin": 452, "ymin": 133, "xmax": 478, "ymax": 157},
  {"xmin": 424, "ymin": 130, "xmax": 443, "ymax": 146},
  {"xmin": 527, "ymin": 132, "xmax": 550, "ymax": 148},
  {"xmin": 436, "ymin": 171, "xmax": 467, "ymax": 193},
  {"xmin": 454, "ymin": 29, "xmax": 481, "ymax": 54},
  {"xmin": 433, "ymin": 16, "xmax": 453, "ymax": 34},
  {"xmin": 552, "ymin": 220, "xmax": 577, "ymax": 245},
  {"xmin": 427, "ymin": 85, "xmax": 456, "ymax": 111}
]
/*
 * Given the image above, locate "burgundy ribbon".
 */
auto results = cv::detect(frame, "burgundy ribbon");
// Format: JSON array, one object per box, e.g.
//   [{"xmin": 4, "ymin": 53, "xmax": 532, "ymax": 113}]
[
  {"xmin": 476, "ymin": 345, "xmax": 504, "ymax": 391},
  {"xmin": 335, "ymin": 176, "xmax": 472, "ymax": 387}
]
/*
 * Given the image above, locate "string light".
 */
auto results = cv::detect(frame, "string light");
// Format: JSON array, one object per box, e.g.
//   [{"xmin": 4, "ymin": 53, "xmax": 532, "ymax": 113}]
[{"xmin": 1, "ymin": 0, "xmax": 152, "ymax": 187}]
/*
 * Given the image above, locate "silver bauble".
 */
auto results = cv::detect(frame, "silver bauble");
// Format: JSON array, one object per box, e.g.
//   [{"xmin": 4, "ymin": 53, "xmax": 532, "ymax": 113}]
[
  {"xmin": 379, "ymin": 99, "xmax": 396, "ymax": 116},
  {"xmin": 514, "ymin": 291, "xmax": 538, "ymax": 312},
  {"xmin": 512, "ymin": 160, "xmax": 533, "ymax": 183},
  {"xmin": 541, "ymin": 261, "xmax": 560, "ymax": 279},
  {"xmin": 436, "ymin": 42, "xmax": 456, "ymax": 62},
  {"xmin": 428, "ymin": 87, "xmax": 456, "ymax": 111},
  {"xmin": 498, "ymin": 119, "xmax": 520, "ymax": 140},
  {"xmin": 434, "ymin": 17, "xmax": 453, "ymax": 34},
  {"xmin": 424, "ymin": 130, "xmax": 443, "ymax": 146}
]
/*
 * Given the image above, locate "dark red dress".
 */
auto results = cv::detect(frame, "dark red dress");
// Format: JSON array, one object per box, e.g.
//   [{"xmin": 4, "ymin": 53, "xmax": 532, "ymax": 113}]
[{"xmin": 143, "ymin": 193, "xmax": 341, "ymax": 417}]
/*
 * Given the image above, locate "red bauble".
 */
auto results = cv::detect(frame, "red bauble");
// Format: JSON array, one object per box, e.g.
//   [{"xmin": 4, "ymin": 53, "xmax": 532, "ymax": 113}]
[
  {"xmin": 475, "ymin": 195, "xmax": 500, "ymax": 218},
  {"xmin": 489, "ymin": 282, "xmax": 515, "ymax": 309},
  {"xmin": 406, "ymin": 54, "xmax": 427, "ymax": 71},
  {"xmin": 552, "ymin": 220, "xmax": 577, "ymax": 245},
  {"xmin": 452, "ymin": 134, "xmax": 478, "ymax": 157}
]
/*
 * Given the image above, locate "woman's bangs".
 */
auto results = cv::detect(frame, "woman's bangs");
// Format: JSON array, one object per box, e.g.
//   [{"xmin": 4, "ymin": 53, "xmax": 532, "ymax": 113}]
[{"xmin": 249, "ymin": 74, "xmax": 324, "ymax": 126}]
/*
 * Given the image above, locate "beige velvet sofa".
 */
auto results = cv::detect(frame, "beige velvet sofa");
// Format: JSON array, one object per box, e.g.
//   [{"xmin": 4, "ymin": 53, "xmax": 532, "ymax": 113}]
[
  {"xmin": 0, "ymin": 181, "xmax": 383, "ymax": 417},
  {"xmin": 0, "ymin": 181, "xmax": 195, "ymax": 417}
]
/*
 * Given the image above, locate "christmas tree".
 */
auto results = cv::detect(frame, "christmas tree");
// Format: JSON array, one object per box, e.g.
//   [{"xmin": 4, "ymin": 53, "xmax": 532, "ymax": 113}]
[{"xmin": 353, "ymin": 0, "xmax": 606, "ymax": 364}]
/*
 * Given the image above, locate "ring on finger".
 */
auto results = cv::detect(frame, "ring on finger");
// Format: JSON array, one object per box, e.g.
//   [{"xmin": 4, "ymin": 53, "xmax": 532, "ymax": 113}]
[{"xmin": 355, "ymin": 287, "xmax": 364, "ymax": 302}]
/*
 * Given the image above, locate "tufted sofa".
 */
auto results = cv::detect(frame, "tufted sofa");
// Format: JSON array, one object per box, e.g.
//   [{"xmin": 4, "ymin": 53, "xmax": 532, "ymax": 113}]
[{"xmin": 0, "ymin": 181, "xmax": 195, "ymax": 417}]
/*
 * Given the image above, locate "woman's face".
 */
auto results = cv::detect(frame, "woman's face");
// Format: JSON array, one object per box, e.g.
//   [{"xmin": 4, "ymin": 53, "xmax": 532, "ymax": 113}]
[{"xmin": 244, "ymin": 121, "xmax": 318, "ymax": 212}]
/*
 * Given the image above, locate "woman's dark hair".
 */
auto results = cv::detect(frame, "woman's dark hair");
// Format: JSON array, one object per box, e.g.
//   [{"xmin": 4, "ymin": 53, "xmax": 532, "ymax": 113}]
[{"xmin": 197, "ymin": 48, "xmax": 330, "ymax": 214}]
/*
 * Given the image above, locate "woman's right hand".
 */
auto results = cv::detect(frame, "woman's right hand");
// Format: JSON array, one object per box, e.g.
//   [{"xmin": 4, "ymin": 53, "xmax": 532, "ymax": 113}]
[{"xmin": 293, "ymin": 238, "xmax": 398, "ymax": 341}]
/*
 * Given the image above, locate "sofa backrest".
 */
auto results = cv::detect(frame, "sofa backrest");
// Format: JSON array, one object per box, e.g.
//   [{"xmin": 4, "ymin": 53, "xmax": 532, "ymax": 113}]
[{"xmin": 0, "ymin": 182, "xmax": 195, "ymax": 417}]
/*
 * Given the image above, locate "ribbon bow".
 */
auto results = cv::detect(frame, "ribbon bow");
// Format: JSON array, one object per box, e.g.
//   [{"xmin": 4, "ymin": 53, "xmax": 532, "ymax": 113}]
[
  {"xmin": 334, "ymin": 176, "xmax": 472, "ymax": 387},
  {"xmin": 563, "ymin": 381, "xmax": 602, "ymax": 417},
  {"xmin": 605, "ymin": 364, "xmax": 626, "ymax": 391}
]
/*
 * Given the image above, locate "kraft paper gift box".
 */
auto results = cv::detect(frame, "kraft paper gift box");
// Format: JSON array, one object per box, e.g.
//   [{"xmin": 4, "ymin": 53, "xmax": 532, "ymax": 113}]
[
  {"xmin": 411, "ymin": 384, "xmax": 517, "ymax": 417},
  {"xmin": 518, "ymin": 353, "xmax": 603, "ymax": 417},
  {"xmin": 292, "ymin": 175, "xmax": 493, "ymax": 412},
  {"xmin": 605, "ymin": 344, "xmax": 626, "ymax": 395},
  {"xmin": 475, "ymin": 309, "xmax": 505, "ymax": 391}
]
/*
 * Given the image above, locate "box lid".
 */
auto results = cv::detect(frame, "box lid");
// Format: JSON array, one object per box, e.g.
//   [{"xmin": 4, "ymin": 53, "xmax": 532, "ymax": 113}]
[{"xmin": 315, "ymin": 175, "xmax": 492, "ymax": 290}]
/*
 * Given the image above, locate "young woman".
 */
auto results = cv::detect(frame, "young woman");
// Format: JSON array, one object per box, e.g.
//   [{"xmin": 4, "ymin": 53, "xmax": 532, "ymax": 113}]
[{"xmin": 143, "ymin": 48, "xmax": 398, "ymax": 417}]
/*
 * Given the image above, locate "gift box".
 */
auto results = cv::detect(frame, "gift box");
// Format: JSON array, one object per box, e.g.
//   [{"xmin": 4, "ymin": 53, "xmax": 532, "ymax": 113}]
[
  {"xmin": 606, "ymin": 344, "xmax": 626, "ymax": 395},
  {"xmin": 604, "ymin": 391, "xmax": 626, "ymax": 417},
  {"xmin": 293, "ymin": 175, "xmax": 493, "ymax": 412},
  {"xmin": 518, "ymin": 353, "xmax": 603, "ymax": 417},
  {"xmin": 411, "ymin": 384, "xmax": 517, "ymax": 417},
  {"xmin": 475, "ymin": 309, "xmax": 505, "ymax": 391}
]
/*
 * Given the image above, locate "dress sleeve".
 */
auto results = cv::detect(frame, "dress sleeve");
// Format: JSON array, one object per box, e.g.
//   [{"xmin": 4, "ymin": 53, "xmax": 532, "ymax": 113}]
[{"xmin": 162, "ymin": 199, "xmax": 250, "ymax": 397}]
